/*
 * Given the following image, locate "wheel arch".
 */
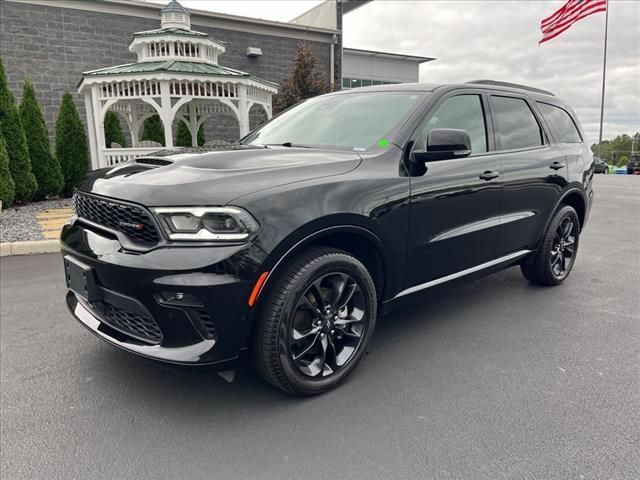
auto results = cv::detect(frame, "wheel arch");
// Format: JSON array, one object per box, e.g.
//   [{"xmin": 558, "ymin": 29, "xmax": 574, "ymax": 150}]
[
  {"xmin": 533, "ymin": 187, "xmax": 586, "ymax": 252},
  {"xmin": 243, "ymin": 223, "xmax": 391, "ymax": 347}
]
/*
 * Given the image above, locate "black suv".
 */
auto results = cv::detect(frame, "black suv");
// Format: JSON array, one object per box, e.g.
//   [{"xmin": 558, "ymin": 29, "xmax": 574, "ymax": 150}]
[{"xmin": 61, "ymin": 80, "xmax": 593, "ymax": 395}]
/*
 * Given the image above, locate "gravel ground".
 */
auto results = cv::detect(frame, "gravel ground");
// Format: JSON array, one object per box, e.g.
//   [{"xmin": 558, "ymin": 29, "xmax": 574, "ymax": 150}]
[{"xmin": 0, "ymin": 198, "xmax": 73, "ymax": 243}]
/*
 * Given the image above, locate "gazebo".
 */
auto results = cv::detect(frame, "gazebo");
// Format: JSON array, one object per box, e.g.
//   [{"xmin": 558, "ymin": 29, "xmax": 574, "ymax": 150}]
[{"xmin": 79, "ymin": 0, "xmax": 278, "ymax": 169}]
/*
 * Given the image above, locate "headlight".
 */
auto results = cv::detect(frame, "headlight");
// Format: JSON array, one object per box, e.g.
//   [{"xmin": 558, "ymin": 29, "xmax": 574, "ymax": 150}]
[{"xmin": 152, "ymin": 207, "xmax": 259, "ymax": 241}]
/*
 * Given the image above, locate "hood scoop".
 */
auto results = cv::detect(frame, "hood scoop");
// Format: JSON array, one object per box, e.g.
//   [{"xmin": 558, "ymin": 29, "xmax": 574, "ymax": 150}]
[{"xmin": 135, "ymin": 157, "xmax": 174, "ymax": 167}]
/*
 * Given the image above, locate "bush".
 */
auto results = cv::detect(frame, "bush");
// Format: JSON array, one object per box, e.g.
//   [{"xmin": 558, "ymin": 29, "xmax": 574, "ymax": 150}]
[
  {"xmin": 617, "ymin": 156, "xmax": 628, "ymax": 167},
  {"xmin": 273, "ymin": 45, "xmax": 331, "ymax": 114},
  {"xmin": 140, "ymin": 114, "xmax": 165, "ymax": 145},
  {"xmin": 19, "ymin": 78, "xmax": 63, "ymax": 199},
  {"xmin": 0, "ymin": 133, "xmax": 16, "ymax": 207},
  {"xmin": 176, "ymin": 121, "xmax": 205, "ymax": 147},
  {"xmin": 104, "ymin": 111, "xmax": 127, "ymax": 148},
  {"xmin": 55, "ymin": 92, "xmax": 90, "ymax": 197},
  {"xmin": 0, "ymin": 58, "xmax": 37, "ymax": 202}
]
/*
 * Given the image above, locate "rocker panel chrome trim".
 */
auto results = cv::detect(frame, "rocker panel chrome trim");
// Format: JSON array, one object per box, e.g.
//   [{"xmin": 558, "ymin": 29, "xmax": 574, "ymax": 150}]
[{"xmin": 394, "ymin": 249, "xmax": 532, "ymax": 299}]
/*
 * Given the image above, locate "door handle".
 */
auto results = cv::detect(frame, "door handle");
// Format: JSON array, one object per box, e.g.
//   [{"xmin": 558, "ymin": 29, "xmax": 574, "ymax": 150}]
[
  {"xmin": 479, "ymin": 171, "xmax": 500, "ymax": 180},
  {"xmin": 550, "ymin": 161, "xmax": 565, "ymax": 170}
]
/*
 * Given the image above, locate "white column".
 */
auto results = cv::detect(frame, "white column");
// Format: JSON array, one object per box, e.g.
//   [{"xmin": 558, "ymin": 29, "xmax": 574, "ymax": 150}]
[
  {"xmin": 159, "ymin": 80, "xmax": 174, "ymax": 148},
  {"xmin": 91, "ymin": 85, "xmax": 107, "ymax": 168},
  {"xmin": 84, "ymin": 91, "xmax": 99, "ymax": 170},
  {"xmin": 237, "ymin": 84, "xmax": 250, "ymax": 137},
  {"xmin": 189, "ymin": 103, "xmax": 198, "ymax": 147},
  {"xmin": 127, "ymin": 102, "xmax": 139, "ymax": 147}
]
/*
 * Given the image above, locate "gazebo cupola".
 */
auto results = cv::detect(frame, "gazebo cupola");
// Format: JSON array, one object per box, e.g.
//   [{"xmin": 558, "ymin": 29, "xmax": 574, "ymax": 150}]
[
  {"xmin": 160, "ymin": 0, "xmax": 191, "ymax": 29},
  {"xmin": 78, "ymin": 0, "xmax": 278, "ymax": 169}
]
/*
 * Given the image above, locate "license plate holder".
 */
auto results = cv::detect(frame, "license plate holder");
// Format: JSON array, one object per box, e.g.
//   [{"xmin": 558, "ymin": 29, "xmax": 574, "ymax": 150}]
[{"xmin": 64, "ymin": 256, "xmax": 98, "ymax": 302}]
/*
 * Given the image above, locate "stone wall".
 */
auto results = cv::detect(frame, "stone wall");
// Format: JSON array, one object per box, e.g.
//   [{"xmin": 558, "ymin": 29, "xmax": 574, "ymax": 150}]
[{"xmin": 0, "ymin": 0, "xmax": 333, "ymax": 145}]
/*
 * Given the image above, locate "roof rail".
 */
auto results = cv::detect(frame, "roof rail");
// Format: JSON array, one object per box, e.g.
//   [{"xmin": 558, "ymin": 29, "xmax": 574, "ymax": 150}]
[{"xmin": 466, "ymin": 80, "xmax": 555, "ymax": 96}]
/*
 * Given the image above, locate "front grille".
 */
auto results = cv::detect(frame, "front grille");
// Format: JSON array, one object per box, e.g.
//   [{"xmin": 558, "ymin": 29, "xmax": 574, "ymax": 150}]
[
  {"xmin": 103, "ymin": 302, "xmax": 162, "ymax": 344},
  {"xmin": 73, "ymin": 192, "xmax": 160, "ymax": 247}
]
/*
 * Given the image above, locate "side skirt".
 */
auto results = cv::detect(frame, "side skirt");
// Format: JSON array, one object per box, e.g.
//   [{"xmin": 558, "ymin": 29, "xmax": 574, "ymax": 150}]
[{"xmin": 391, "ymin": 249, "xmax": 532, "ymax": 300}]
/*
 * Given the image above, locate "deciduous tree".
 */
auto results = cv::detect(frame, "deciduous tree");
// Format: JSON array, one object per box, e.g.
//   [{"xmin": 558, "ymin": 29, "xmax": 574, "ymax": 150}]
[{"xmin": 273, "ymin": 45, "xmax": 331, "ymax": 114}]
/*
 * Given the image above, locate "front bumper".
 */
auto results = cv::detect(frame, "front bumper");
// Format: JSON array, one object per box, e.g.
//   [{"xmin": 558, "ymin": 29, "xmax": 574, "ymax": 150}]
[{"xmin": 61, "ymin": 221, "xmax": 267, "ymax": 366}]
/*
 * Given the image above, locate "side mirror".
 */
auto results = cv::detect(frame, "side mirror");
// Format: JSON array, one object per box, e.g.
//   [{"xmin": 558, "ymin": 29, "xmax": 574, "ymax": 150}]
[{"xmin": 413, "ymin": 128, "xmax": 472, "ymax": 162}]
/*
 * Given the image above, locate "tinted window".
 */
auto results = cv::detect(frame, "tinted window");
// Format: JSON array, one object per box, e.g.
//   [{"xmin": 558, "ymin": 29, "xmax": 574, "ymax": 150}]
[
  {"xmin": 243, "ymin": 92, "xmax": 427, "ymax": 151},
  {"xmin": 537, "ymin": 102, "xmax": 582, "ymax": 143},
  {"xmin": 420, "ymin": 95, "xmax": 487, "ymax": 154},
  {"xmin": 492, "ymin": 96, "xmax": 543, "ymax": 150}
]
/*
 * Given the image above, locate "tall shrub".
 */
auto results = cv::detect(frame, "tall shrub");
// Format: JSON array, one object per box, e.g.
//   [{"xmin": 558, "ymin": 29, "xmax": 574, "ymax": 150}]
[
  {"xmin": 55, "ymin": 92, "xmax": 90, "ymax": 197},
  {"xmin": 176, "ymin": 121, "xmax": 204, "ymax": 147},
  {"xmin": 273, "ymin": 45, "xmax": 331, "ymax": 114},
  {"xmin": 0, "ymin": 58, "xmax": 37, "ymax": 202},
  {"xmin": 104, "ymin": 111, "xmax": 127, "ymax": 148},
  {"xmin": 19, "ymin": 78, "xmax": 63, "ymax": 199},
  {"xmin": 0, "ymin": 133, "xmax": 16, "ymax": 207},
  {"xmin": 140, "ymin": 114, "xmax": 165, "ymax": 145}
]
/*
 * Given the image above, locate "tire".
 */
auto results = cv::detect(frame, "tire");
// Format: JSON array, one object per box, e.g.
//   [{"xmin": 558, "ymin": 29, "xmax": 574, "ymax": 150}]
[
  {"xmin": 252, "ymin": 247, "xmax": 377, "ymax": 396},
  {"xmin": 521, "ymin": 205, "xmax": 580, "ymax": 286}
]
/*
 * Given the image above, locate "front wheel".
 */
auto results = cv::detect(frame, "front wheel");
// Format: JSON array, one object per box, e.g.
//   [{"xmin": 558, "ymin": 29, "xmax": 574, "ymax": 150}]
[
  {"xmin": 253, "ymin": 247, "xmax": 377, "ymax": 396},
  {"xmin": 521, "ymin": 205, "xmax": 580, "ymax": 286}
]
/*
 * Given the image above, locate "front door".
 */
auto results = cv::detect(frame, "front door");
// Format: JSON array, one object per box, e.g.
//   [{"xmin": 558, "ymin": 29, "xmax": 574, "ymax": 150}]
[{"xmin": 405, "ymin": 92, "xmax": 503, "ymax": 288}]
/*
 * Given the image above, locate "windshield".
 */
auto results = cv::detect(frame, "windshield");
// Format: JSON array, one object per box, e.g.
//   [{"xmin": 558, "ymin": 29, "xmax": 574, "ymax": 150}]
[{"xmin": 242, "ymin": 91, "xmax": 428, "ymax": 151}]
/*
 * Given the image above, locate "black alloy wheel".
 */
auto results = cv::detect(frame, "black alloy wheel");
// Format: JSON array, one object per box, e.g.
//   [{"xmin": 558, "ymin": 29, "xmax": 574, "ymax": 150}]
[
  {"xmin": 253, "ymin": 247, "xmax": 377, "ymax": 396},
  {"xmin": 521, "ymin": 205, "xmax": 580, "ymax": 286},
  {"xmin": 288, "ymin": 272, "xmax": 366, "ymax": 378},
  {"xmin": 549, "ymin": 216, "xmax": 578, "ymax": 279}
]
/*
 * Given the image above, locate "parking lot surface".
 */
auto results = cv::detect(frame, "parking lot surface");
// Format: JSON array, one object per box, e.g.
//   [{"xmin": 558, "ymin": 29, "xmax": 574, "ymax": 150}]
[{"xmin": 1, "ymin": 175, "xmax": 639, "ymax": 480}]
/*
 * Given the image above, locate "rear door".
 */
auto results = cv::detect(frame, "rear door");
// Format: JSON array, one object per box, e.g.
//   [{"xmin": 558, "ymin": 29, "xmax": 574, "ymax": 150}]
[
  {"xmin": 405, "ymin": 91, "xmax": 503, "ymax": 287},
  {"xmin": 489, "ymin": 94, "xmax": 568, "ymax": 256}
]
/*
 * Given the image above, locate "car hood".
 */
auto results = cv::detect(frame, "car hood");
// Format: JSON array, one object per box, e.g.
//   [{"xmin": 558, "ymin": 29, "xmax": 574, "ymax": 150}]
[{"xmin": 80, "ymin": 146, "xmax": 361, "ymax": 206}]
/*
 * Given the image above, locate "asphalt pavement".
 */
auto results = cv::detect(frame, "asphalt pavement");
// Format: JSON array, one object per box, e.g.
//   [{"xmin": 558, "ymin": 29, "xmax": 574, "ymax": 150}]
[{"xmin": 1, "ymin": 175, "xmax": 639, "ymax": 480}]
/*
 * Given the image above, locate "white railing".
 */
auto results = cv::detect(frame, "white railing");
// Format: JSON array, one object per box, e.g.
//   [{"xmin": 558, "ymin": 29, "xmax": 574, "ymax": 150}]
[{"xmin": 100, "ymin": 147, "xmax": 170, "ymax": 168}]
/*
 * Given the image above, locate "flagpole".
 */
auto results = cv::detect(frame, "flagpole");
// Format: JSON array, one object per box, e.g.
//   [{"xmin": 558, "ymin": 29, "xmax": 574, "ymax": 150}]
[{"xmin": 597, "ymin": 0, "xmax": 609, "ymax": 158}]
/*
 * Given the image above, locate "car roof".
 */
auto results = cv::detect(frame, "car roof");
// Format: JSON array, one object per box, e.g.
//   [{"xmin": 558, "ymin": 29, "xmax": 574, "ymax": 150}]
[{"xmin": 337, "ymin": 80, "xmax": 568, "ymax": 108}]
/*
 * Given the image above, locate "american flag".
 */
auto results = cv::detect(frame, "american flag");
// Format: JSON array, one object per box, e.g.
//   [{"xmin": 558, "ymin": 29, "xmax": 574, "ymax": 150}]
[{"xmin": 539, "ymin": 0, "xmax": 608, "ymax": 44}]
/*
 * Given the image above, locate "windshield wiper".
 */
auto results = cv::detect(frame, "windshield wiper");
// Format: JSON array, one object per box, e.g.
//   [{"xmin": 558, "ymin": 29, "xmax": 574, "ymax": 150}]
[{"xmin": 275, "ymin": 142, "xmax": 311, "ymax": 148}]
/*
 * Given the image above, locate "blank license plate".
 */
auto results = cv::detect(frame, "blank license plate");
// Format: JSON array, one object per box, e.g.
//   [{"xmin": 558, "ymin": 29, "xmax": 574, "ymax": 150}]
[{"xmin": 64, "ymin": 256, "xmax": 98, "ymax": 302}]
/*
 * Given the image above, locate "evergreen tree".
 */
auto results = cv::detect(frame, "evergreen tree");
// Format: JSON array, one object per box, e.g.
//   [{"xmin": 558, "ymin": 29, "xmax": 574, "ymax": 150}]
[
  {"xmin": 273, "ymin": 45, "xmax": 331, "ymax": 114},
  {"xmin": 0, "ymin": 58, "xmax": 37, "ymax": 202},
  {"xmin": 104, "ymin": 111, "xmax": 127, "ymax": 148},
  {"xmin": 140, "ymin": 114, "xmax": 165, "ymax": 145},
  {"xmin": 0, "ymin": 132, "xmax": 16, "ymax": 208},
  {"xmin": 55, "ymin": 92, "xmax": 90, "ymax": 197},
  {"xmin": 176, "ymin": 121, "xmax": 205, "ymax": 147},
  {"xmin": 19, "ymin": 78, "xmax": 63, "ymax": 199}
]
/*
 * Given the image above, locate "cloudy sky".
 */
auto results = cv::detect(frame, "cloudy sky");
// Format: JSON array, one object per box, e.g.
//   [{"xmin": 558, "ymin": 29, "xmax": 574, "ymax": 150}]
[{"xmin": 152, "ymin": 0, "xmax": 639, "ymax": 143}]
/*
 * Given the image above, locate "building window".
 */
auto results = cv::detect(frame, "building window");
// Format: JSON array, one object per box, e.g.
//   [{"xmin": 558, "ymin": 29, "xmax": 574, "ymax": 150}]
[{"xmin": 341, "ymin": 78, "xmax": 401, "ymax": 89}]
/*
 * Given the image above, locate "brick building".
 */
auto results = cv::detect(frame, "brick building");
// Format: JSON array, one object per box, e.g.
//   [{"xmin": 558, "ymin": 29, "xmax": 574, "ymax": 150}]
[{"xmin": 0, "ymin": 0, "xmax": 339, "ymax": 144}]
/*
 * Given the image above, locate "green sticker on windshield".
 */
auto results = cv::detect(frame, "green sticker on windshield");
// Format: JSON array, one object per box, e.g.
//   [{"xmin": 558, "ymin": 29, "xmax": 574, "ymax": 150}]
[{"xmin": 377, "ymin": 138, "xmax": 390, "ymax": 147}]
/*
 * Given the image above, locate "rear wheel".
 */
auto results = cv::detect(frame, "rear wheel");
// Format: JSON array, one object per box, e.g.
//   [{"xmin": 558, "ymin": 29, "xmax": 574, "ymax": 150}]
[
  {"xmin": 253, "ymin": 247, "xmax": 377, "ymax": 396},
  {"xmin": 521, "ymin": 205, "xmax": 580, "ymax": 286}
]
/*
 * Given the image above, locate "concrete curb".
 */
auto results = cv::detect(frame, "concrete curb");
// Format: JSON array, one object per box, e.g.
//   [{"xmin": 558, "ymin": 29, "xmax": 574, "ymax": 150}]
[{"xmin": 0, "ymin": 240, "xmax": 60, "ymax": 257}]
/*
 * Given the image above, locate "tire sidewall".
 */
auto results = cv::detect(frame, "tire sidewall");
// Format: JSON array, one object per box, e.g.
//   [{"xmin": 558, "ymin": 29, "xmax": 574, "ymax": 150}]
[{"xmin": 274, "ymin": 253, "xmax": 377, "ymax": 395}]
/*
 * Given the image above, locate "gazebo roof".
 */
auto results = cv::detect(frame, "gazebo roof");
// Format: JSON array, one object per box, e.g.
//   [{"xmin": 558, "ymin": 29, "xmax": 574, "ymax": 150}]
[
  {"xmin": 80, "ymin": 60, "xmax": 278, "ymax": 90},
  {"xmin": 132, "ymin": 27, "xmax": 210, "ymax": 39}
]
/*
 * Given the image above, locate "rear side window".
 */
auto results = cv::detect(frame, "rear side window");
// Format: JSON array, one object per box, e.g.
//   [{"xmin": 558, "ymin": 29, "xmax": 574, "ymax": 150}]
[
  {"xmin": 420, "ymin": 94, "xmax": 487, "ymax": 154},
  {"xmin": 491, "ymin": 96, "xmax": 544, "ymax": 150},
  {"xmin": 537, "ymin": 102, "xmax": 582, "ymax": 143}
]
